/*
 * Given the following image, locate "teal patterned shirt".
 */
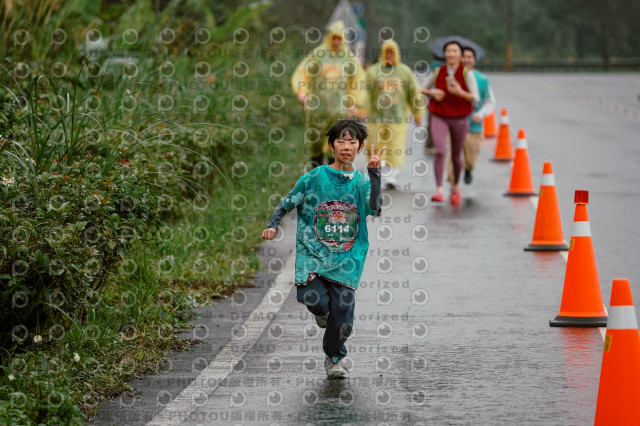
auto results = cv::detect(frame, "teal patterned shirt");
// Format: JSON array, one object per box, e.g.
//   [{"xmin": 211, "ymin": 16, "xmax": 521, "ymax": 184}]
[{"xmin": 277, "ymin": 166, "xmax": 381, "ymax": 289}]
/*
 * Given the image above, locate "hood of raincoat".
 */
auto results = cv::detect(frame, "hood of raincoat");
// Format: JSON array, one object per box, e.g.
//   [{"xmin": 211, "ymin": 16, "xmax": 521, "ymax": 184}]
[
  {"xmin": 324, "ymin": 19, "xmax": 346, "ymax": 49},
  {"xmin": 290, "ymin": 18, "xmax": 368, "ymax": 114},
  {"xmin": 378, "ymin": 39, "xmax": 401, "ymax": 65}
]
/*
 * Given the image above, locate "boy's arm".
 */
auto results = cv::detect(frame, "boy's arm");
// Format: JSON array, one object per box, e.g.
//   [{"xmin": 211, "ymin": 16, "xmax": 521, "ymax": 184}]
[
  {"xmin": 262, "ymin": 176, "xmax": 306, "ymax": 240},
  {"xmin": 366, "ymin": 145, "xmax": 385, "ymax": 216},
  {"xmin": 367, "ymin": 167, "xmax": 382, "ymax": 212},
  {"xmin": 266, "ymin": 203, "xmax": 289, "ymax": 231}
]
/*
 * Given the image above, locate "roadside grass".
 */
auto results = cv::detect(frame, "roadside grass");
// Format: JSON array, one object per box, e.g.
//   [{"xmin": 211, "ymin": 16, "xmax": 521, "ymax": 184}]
[
  {"xmin": 79, "ymin": 124, "xmax": 304, "ymax": 420},
  {"xmin": 0, "ymin": 0, "xmax": 313, "ymax": 422},
  {"xmin": 1, "ymin": 14, "xmax": 307, "ymax": 426},
  {"xmin": 1, "ymin": 119, "xmax": 305, "ymax": 423}
]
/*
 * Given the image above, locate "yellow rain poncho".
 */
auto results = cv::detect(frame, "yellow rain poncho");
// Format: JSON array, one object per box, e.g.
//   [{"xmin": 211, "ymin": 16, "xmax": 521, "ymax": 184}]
[
  {"xmin": 365, "ymin": 39, "xmax": 425, "ymax": 169},
  {"xmin": 291, "ymin": 20, "xmax": 369, "ymax": 163}
]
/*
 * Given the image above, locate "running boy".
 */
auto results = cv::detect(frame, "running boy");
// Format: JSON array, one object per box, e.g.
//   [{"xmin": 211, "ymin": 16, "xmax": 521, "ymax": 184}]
[{"xmin": 261, "ymin": 119, "xmax": 384, "ymax": 379}]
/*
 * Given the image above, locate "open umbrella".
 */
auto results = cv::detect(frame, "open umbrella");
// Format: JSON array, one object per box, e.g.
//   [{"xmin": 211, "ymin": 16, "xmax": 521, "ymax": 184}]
[{"xmin": 428, "ymin": 35, "xmax": 485, "ymax": 61}]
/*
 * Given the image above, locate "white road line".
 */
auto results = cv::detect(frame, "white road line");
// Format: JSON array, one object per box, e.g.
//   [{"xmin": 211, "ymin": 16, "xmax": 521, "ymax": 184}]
[
  {"xmin": 527, "ymin": 195, "xmax": 606, "ymax": 339},
  {"xmin": 146, "ymin": 254, "xmax": 296, "ymax": 425}
]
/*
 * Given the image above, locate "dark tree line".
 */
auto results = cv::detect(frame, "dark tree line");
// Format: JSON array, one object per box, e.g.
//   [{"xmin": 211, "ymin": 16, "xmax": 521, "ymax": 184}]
[{"xmin": 268, "ymin": 0, "xmax": 640, "ymax": 67}]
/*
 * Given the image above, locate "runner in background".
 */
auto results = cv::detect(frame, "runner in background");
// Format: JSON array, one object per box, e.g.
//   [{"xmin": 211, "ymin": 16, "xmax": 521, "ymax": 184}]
[
  {"xmin": 446, "ymin": 46, "xmax": 495, "ymax": 185},
  {"xmin": 365, "ymin": 39, "xmax": 424, "ymax": 189},
  {"xmin": 421, "ymin": 41, "xmax": 478, "ymax": 206},
  {"xmin": 424, "ymin": 56, "xmax": 444, "ymax": 155},
  {"xmin": 291, "ymin": 20, "xmax": 369, "ymax": 168}
]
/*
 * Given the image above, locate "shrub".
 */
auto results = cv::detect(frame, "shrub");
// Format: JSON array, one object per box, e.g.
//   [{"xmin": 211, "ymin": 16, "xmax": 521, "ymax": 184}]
[
  {"xmin": 0, "ymin": 73, "xmax": 166, "ymax": 348},
  {"xmin": 0, "ymin": 0, "xmax": 305, "ymax": 423}
]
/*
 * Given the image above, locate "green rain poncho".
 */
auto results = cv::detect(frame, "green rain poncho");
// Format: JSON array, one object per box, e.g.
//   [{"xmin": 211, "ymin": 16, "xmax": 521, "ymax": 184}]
[
  {"xmin": 291, "ymin": 20, "xmax": 369, "ymax": 160},
  {"xmin": 365, "ymin": 39, "xmax": 425, "ymax": 168}
]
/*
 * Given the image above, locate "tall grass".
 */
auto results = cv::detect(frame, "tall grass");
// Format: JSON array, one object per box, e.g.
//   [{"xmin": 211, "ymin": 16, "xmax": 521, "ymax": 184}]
[{"xmin": 1, "ymin": 0, "xmax": 307, "ymax": 423}]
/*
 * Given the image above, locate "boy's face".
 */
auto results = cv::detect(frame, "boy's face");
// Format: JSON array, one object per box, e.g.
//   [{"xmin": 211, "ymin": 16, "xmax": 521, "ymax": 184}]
[{"xmin": 330, "ymin": 131, "xmax": 364, "ymax": 166}]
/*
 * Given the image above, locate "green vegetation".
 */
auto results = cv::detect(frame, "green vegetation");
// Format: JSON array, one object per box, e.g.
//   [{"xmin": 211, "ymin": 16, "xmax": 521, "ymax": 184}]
[
  {"xmin": 271, "ymin": 0, "xmax": 640, "ymax": 67},
  {"xmin": 1, "ymin": 0, "xmax": 306, "ymax": 423},
  {"xmin": 4, "ymin": 0, "xmax": 633, "ymax": 423}
]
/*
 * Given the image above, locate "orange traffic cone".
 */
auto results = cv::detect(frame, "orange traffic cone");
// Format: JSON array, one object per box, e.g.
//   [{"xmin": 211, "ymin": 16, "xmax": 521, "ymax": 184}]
[
  {"xmin": 594, "ymin": 279, "xmax": 640, "ymax": 425},
  {"xmin": 550, "ymin": 190, "xmax": 607, "ymax": 327},
  {"xmin": 524, "ymin": 162, "xmax": 569, "ymax": 250},
  {"xmin": 492, "ymin": 108, "xmax": 513, "ymax": 161},
  {"xmin": 504, "ymin": 129, "xmax": 537, "ymax": 196},
  {"xmin": 483, "ymin": 110, "xmax": 497, "ymax": 138}
]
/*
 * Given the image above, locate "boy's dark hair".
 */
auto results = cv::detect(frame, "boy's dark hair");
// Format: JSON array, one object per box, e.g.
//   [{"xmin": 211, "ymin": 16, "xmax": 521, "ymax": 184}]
[{"xmin": 326, "ymin": 119, "xmax": 368, "ymax": 148}]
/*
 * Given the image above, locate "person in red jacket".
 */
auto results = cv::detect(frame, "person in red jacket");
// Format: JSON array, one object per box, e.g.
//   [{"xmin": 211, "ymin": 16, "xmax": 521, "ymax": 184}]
[{"xmin": 421, "ymin": 41, "xmax": 478, "ymax": 206}]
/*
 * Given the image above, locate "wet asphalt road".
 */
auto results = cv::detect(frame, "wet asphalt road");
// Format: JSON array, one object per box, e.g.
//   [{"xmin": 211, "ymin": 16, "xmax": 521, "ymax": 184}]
[{"xmin": 91, "ymin": 73, "xmax": 640, "ymax": 425}]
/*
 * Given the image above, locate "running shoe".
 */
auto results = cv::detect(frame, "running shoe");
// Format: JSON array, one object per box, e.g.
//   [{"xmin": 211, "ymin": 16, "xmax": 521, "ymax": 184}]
[
  {"xmin": 450, "ymin": 190, "xmax": 461, "ymax": 206},
  {"xmin": 431, "ymin": 192, "xmax": 445, "ymax": 202},
  {"xmin": 324, "ymin": 357, "xmax": 333, "ymax": 374},
  {"xmin": 326, "ymin": 357, "xmax": 349, "ymax": 379},
  {"xmin": 315, "ymin": 313, "xmax": 329, "ymax": 329},
  {"xmin": 464, "ymin": 168, "xmax": 473, "ymax": 184}
]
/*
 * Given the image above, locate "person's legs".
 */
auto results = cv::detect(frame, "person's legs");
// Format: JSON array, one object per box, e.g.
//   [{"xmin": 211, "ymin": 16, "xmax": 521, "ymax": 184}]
[
  {"xmin": 385, "ymin": 123, "xmax": 408, "ymax": 189},
  {"xmin": 463, "ymin": 132, "xmax": 482, "ymax": 171},
  {"xmin": 305, "ymin": 114, "xmax": 337, "ymax": 168},
  {"xmin": 296, "ymin": 276, "xmax": 330, "ymax": 317},
  {"xmin": 430, "ymin": 114, "xmax": 449, "ymax": 189},
  {"xmin": 305, "ymin": 118, "xmax": 325, "ymax": 169},
  {"xmin": 462, "ymin": 131, "xmax": 482, "ymax": 184},
  {"xmin": 320, "ymin": 117, "xmax": 336, "ymax": 165},
  {"xmin": 384, "ymin": 123, "xmax": 408, "ymax": 169},
  {"xmin": 323, "ymin": 281, "xmax": 356, "ymax": 360},
  {"xmin": 425, "ymin": 114, "xmax": 435, "ymax": 153},
  {"xmin": 370, "ymin": 122, "xmax": 408, "ymax": 189},
  {"xmin": 448, "ymin": 117, "xmax": 470, "ymax": 186},
  {"xmin": 444, "ymin": 134, "xmax": 454, "ymax": 185}
]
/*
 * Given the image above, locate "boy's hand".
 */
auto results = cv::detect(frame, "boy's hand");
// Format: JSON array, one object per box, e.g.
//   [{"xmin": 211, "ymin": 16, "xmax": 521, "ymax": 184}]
[
  {"xmin": 368, "ymin": 145, "xmax": 386, "ymax": 168},
  {"xmin": 262, "ymin": 228, "xmax": 277, "ymax": 240}
]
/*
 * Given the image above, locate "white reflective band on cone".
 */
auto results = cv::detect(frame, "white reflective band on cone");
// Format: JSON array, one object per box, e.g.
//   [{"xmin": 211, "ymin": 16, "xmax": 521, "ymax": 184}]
[
  {"xmin": 607, "ymin": 305, "xmax": 638, "ymax": 330},
  {"xmin": 516, "ymin": 139, "xmax": 527, "ymax": 149},
  {"xmin": 571, "ymin": 221, "xmax": 591, "ymax": 237},
  {"xmin": 541, "ymin": 174, "xmax": 555, "ymax": 186},
  {"xmin": 501, "ymin": 116, "xmax": 509, "ymax": 124}
]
